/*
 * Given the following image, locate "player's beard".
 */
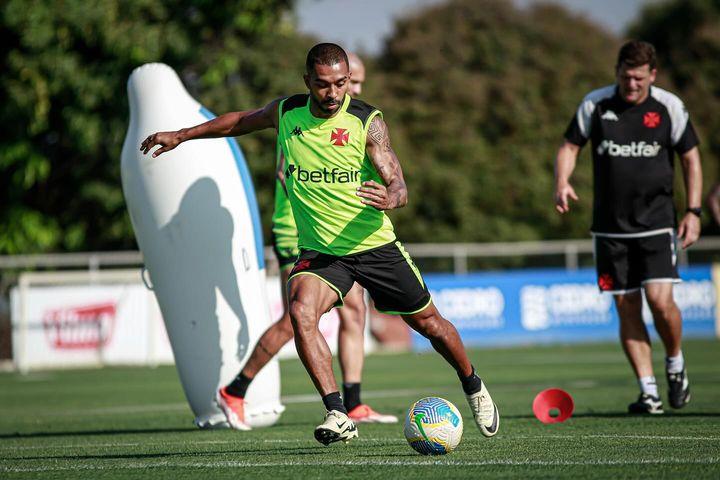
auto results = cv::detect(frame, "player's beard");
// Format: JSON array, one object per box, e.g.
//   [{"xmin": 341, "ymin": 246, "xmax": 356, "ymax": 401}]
[{"xmin": 312, "ymin": 94, "xmax": 342, "ymax": 115}]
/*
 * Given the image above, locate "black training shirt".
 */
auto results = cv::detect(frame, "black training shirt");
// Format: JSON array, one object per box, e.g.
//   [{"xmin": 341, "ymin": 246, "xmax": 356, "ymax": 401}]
[{"xmin": 564, "ymin": 85, "xmax": 699, "ymax": 234}]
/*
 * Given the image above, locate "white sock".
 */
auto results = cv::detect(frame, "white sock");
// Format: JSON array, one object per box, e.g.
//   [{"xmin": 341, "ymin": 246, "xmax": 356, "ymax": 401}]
[
  {"xmin": 638, "ymin": 376, "xmax": 658, "ymax": 397},
  {"xmin": 666, "ymin": 351, "xmax": 685, "ymax": 374}
]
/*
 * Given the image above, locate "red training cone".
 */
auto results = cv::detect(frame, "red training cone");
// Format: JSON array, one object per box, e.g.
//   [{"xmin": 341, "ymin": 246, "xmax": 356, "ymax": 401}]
[{"xmin": 532, "ymin": 388, "xmax": 574, "ymax": 424}]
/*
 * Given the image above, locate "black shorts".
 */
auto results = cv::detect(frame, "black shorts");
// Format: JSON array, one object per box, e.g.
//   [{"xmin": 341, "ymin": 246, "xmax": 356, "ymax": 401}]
[
  {"xmin": 270, "ymin": 232, "xmax": 299, "ymax": 269},
  {"xmin": 288, "ymin": 241, "xmax": 432, "ymax": 315},
  {"xmin": 593, "ymin": 229, "xmax": 680, "ymax": 293}
]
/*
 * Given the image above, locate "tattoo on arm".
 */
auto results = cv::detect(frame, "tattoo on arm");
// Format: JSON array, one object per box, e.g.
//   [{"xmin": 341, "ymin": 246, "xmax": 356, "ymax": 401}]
[
  {"xmin": 368, "ymin": 116, "xmax": 392, "ymax": 152},
  {"xmin": 367, "ymin": 116, "xmax": 407, "ymax": 209},
  {"xmin": 257, "ymin": 340, "xmax": 273, "ymax": 358}
]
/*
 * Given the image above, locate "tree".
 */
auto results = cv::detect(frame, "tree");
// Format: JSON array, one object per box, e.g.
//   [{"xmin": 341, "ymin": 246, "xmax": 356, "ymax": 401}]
[
  {"xmin": 367, "ymin": 0, "xmax": 620, "ymax": 243},
  {"xmin": 628, "ymin": 0, "xmax": 720, "ymax": 232},
  {"xmin": 0, "ymin": 0, "xmax": 312, "ymax": 254}
]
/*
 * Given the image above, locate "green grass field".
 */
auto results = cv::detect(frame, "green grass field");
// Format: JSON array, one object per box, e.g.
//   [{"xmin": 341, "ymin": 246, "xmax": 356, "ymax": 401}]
[{"xmin": 1, "ymin": 339, "xmax": 719, "ymax": 479}]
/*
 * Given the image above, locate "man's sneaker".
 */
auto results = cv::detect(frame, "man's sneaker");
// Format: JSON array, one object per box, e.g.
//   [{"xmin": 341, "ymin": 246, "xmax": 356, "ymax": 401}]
[
  {"xmin": 216, "ymin": 387, "xmax": 251, "ymax": 431},
  {"xmin": 314, "ymin": 410, "xmax": 358, "ymax": 445},
  {"xmin": 628, "ymin": 393, "xmax": 664, "ymax": 415},
  {"xmin": 667, "ymin": 369, "xmax": 691, "ymax": 409},
  {"xmin": 347, "ymin": 404, "xmax": 399, "ymax": 424},
  {"xmin": 465, "ymin": 381, "xmax": 500, "ymax": 437}
]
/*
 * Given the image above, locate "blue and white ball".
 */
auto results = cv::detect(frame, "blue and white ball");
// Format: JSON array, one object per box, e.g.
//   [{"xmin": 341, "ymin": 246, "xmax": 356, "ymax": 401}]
[{"xmin": 404, "ymin": 397, "xmax": 463, "ymax": 455}]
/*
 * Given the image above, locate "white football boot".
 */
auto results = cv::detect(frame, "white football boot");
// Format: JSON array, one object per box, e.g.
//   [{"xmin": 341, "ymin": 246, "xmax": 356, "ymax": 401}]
[
  {"xmin": 465, "ymin": 381, "xmax": 500, "ymax": 437},
  {"xmin": 314, "ymin": 410, "xmax": 358, "ymax": 445}
]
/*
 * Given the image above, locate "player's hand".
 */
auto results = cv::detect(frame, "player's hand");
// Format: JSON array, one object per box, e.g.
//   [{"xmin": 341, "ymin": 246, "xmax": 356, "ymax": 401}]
[
  {"xmin": 555, "ymin": 183, "xmax": 579, "ymax": 214},
  {"xmin": 140, "ymin": 131, "xmax": 182, "ymax": 157},
  {"xmin": 356, "ymin": 180, "xmax": 391, "ymax": 210},
  {"xmin": 678, "ymin": 213, "xmax": 701, "ymax": 249}
]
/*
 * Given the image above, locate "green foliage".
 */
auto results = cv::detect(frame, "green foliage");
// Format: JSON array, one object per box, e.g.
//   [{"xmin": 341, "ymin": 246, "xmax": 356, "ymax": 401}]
[
  {"xmin": 628, "ymin": 0, "xmax": 720, "ymax": 231},
  {"xmin": 368, "ymin": 0, "xmax": 618, "ymax": 242},
  {"xmin": 0, "ymin": 0, "xmax": 308, "ymax": 254},
  {"xmin": 2, "ymin": 0, "xmax": 717, "ymax": 254}
]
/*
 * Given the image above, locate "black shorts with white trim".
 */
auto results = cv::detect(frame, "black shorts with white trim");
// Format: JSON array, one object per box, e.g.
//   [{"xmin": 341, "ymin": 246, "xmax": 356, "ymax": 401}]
[
  {"xmin": 288, "ymin": 241, "xmax": 432, "ymax": 315},
  {"xmin": 593, "ymin": 228, "xmax": 680, "ymax": 294}
]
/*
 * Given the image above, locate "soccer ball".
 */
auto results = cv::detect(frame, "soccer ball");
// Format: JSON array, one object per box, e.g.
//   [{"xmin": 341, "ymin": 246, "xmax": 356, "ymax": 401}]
[{"xmin": 403, "ymin": 397, "xmax": 463, "ymax": 455}]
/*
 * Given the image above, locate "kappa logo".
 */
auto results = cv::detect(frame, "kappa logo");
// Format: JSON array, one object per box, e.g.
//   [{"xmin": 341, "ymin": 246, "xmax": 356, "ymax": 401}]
[
  {"xmin": 601, "ymin": 110, "xmax": 619, "ymax": 121},
  {"xmin": 291, "ymin": 126, "xmax": 303, "ymax": 136},
  {"xmin": 643, "ymin": 111, "xmax": 661, "ymax": 128},
  {"xmin": 330, "ymin": 128, "xmax": 349, "ymax": 146}
]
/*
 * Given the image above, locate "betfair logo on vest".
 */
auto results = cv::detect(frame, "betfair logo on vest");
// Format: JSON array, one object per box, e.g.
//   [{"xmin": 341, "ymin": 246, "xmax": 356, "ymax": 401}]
[
  {"xmin": 290, "ymin": 126, "xmax": 303, "ymax": 136},
  {"xmin": 285, "ymin": 164, "xmax": 360, "ymax": 183}
]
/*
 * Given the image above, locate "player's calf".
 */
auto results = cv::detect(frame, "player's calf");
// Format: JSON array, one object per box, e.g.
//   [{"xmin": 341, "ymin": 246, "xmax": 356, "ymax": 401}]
[{"xmin": 404, "ymin": 306, "xmax": 501, "ymax": 437}]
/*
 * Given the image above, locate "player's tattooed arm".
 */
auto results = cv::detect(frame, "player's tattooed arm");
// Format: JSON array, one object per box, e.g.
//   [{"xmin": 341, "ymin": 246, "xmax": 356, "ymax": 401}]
[
  {"xmin": 358, "ymin": 115, "xmax": 408, "ymax": 210},
  {"xmin": 140, "ymin": 98, "xmax": 281, "ymax": 157}
]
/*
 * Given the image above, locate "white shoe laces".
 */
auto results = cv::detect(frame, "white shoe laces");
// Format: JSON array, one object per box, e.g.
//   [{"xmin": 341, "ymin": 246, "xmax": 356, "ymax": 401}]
[{"xmin": 469, "ymin": 389, "xmax": 494, "ymax": 423}]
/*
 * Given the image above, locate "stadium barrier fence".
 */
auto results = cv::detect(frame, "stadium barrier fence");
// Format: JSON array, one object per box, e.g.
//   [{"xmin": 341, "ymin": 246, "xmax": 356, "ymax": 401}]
[{"xmin": 2, "ymin": 240, "xmax": 719, "ymax": 370}]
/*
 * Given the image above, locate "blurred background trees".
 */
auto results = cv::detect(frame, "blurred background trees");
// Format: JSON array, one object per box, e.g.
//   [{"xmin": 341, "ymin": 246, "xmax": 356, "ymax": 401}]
[
  {"xmin": 370, "ymin": 0, "xmax": 617, "ymax": 242},
  {"xmin": 0, "ymin": 0, "xmax": 311, "ymax": 253},
  {"xmin": 627, "ymin": 0, "xmax": 720, "ymax": 234},
  {"xmin": 0, "ymin": 0, "xmax": 717, "ymax": 253}
]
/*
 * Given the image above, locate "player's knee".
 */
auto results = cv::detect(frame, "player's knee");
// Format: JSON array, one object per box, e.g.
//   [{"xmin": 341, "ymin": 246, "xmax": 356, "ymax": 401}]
[
  {"xmin": 342, "ymin": 292, "xmax": 365, "ymax": 319},
  {"xmin": 646, "ymin": 295, "xmax": 676, "ymax": 318},
  {"xmin": 289, "ymin": 300, "xmax": 317, "ymax": 334},
  {"xmin": 339, "ymin": 307, "xmax": 365, "ymax": 332},
  {"xmin": 615, "ymin": 292, "xmax": 642, "ymax": 313},
  {"xmin": 410, "ymin": 312, "xmax": 446, "ymax": 339},
  {"xmin": 277, "ymin": 314, "xmax": 295, "ymax": 340}
]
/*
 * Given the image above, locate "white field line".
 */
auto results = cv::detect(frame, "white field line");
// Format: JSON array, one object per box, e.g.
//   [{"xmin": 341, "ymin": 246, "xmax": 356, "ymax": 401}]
[
  {"xmin": 283, "ymin": 387, "xmax": 435, "ymax": 404},
  {"xmin": 535, "ymin": 434, "xmax": 720, "ymax": 441},
  {"xmin": 2, "ymin": 434, "xmax": 718, "ymax": 451},
  {"xmin": 14, "ymin": 381, "xmax": 599, "ymax": 417},
  {"xmin": 1, "ymin": 438, "xmax": 401, "ymax": 450},
  {"xmin": 1, "ymin": 457, "xmax": 719, "ymax": 472},
  {"xmin": 12, "ymin": 387, "xmax": 443, "ymax": 417}
]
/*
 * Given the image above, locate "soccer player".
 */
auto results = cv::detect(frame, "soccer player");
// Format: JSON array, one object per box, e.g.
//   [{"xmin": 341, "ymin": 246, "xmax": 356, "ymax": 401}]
[
  {"xmin": 141, "ymin": 43, "xmax": 500, "ymax": 445},
  {"xmin": 216, "ymin": 52, "xmax": 397, "ymax": 431},
  {"xmin": 347, "ymin": 52, "xmax": 365, "ymax": 97},
  {"xmin": 554, "ymin": 40, "xmax": 702, "ymax": 414}
]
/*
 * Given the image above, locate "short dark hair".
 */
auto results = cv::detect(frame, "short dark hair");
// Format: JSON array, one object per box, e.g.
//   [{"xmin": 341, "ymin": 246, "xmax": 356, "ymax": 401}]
[
  {"xmin": 305, "ymin": 43, "xmax": 349, "ymax": 74},
  {"xmin": 616, "ymin": 40, "xmax": 657, "ymax": 70}
]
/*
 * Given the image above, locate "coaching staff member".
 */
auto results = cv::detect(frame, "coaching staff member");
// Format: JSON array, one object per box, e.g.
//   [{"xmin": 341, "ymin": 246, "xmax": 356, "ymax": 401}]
[{"xmin": 554, "ymin": 40, "xmax": 702, "ymax": 414}]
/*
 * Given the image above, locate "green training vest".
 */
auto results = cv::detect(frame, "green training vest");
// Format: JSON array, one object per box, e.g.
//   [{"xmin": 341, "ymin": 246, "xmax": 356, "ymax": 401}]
[
  {"xmin": 277, "ymin": 93, "xmax": 396, "ymax": 256},
  {"xmin": 270, "ymin": 144, "xmax": 299, "ymax": 252}
]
